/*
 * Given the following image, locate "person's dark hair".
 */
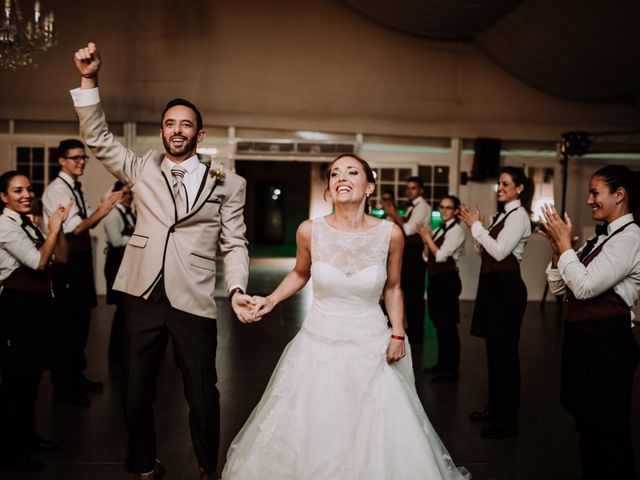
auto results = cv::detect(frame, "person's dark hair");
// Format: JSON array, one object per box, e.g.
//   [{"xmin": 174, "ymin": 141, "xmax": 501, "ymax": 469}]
[
  {"xmin": 440, "ymin": 194, "xmax": 461, "ymax": 210},
  {"xmin": 325, "ymin": 154, "xmax": 376, "ymax": 213},
  {"xmin": 499, "ymin": 166, "xmax": 533, "ymax": 213},
  {"xmin": 161, "ymin": 98, "xmax": 203, "ymax": 132},
  {"xmin": 406, "ymin": 176, "xmax": 424, "ymax": 190},
  {"xmin": 381, "ymin": 189, "xmax": 395, "ymax": 201},
  {"xmin": 0, "ymin": 170, "xmax": 25, "ymax": 213},
  {"xmin": 592, "ymin": 165, "xmax": 640, "ymax": 223},
  {"xmin": 113, "ymin": 181, "xmax": 125, "ymax": 192},
  {"xmin": 57, "ymin": 139, "xmax": 85, "ymax": 159}
]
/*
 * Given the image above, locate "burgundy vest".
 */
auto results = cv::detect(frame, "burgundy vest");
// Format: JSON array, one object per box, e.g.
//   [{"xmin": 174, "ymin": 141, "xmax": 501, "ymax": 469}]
[
  {"xmin": 565, "ymin": 221, "xmax": 634, "ymax": 322},
  {"xmin": 2, "ymin": 222, "xmax": 51, "ymax": 297},
  {"xmin": 480, "ymin": 208, "xmax": 521, "ymax": 274},
  {"xmin": 427, "ymin": 222, "xmax": 458, "ymax": 277}
]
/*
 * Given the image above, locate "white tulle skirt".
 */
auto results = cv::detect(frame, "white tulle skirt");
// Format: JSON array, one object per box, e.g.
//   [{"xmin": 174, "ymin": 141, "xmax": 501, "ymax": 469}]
[{"xmin": 222, "ymin": 306, "xmax": 471, "ymax": 480}]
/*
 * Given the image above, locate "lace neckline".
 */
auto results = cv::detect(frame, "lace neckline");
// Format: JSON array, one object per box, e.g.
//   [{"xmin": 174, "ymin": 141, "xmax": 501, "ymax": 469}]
[{"xmin": 319, "ymin": 215, "xmax": 384, "ymax": 234}]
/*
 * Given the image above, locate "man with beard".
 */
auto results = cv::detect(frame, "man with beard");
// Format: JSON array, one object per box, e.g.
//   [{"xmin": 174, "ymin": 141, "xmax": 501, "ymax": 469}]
[{"xmin": 70, "ymin": 42, "xmax": 254, "ymax": 480}]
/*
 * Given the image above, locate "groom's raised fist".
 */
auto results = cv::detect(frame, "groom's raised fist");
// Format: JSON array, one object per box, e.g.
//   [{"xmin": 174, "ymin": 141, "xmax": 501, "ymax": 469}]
[{"xmin": 74, "ymin": 42, "xmax": 101, "ymax": 80}]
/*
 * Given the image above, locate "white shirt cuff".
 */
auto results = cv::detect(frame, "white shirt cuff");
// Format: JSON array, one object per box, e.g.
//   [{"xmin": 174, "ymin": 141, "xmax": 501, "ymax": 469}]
[
  {"xmin": 228, "ymin": 284, "xmax": 244, "ymax": 294},
  {"xmin": 557, "ymin": 249, "xmax": 579, "ymax": 273},
  {"xmin": 470, "ymin": 221, "xmax": 485, "ymax": 239},
  {"xmin": 70, "ymin": 87, "xmax": 100, "ymax": 107},
  {"xmin": 545, "ymin": 262, "xmax": 562, "ymax": 280}
]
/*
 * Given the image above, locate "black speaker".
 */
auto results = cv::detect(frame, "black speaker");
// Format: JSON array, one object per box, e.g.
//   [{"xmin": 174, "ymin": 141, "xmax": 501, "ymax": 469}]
[{"xmin": 471, "ymin": 138, "xmax": 501, "ymax": 180}]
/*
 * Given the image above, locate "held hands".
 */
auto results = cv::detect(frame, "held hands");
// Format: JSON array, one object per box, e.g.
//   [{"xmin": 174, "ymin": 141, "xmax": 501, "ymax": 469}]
[
  {"xmin": 386, "ymin": 336, "xmax": 406, "ymax": 363},
  {"xmin": 74, "ymin": 42, "xmax": 101, "ymax": 79},
  {"xmin": 458, "ymin": 204, "xmax": 483, "ymax": 228},
  {"xmin": 539, "ymin": 204, "xmax": 573, "ymax": 255},
  {"xmin": 231, "ymin": 293, "xmax": 260, "ymax": 323}
]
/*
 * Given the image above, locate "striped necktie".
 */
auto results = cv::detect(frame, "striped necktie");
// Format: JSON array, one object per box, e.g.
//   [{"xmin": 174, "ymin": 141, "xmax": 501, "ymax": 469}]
[{"xmin": 171, "ymin": 166, "xmax": 188, "ymax": 215}]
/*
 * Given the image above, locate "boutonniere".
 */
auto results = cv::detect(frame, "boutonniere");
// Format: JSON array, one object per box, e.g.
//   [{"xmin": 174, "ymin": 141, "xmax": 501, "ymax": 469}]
[{"xmin": 209, "ymin": 167, "xmax": 226, "ymax": 184}]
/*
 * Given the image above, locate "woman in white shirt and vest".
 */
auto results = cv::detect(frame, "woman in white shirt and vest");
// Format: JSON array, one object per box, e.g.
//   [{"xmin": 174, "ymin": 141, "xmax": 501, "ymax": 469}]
[
  {"xmin": 459, "ymin": 167, "xmax": 533, "ymax": 439},
  {"xmin": 542, "ymin": 165, "xmax": 640, "ymax": 480},
  {"xmin": 0, "ymin": 171, "xmax": 70, "ymax": 473},
  {"xmin": 420, "ymin": 195, "xmax": 465, "ymax": 383}
]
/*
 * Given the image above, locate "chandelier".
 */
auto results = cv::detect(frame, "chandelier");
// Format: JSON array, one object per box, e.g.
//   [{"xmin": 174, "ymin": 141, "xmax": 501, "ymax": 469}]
[{"xmin": 0, "ymin": 0, "xmax": 55, "ymax": 71}]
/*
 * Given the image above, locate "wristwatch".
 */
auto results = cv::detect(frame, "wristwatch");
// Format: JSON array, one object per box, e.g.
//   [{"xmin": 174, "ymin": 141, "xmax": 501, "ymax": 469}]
[{"xmin": 229, "ymin": 287, "xmax": 244, "ymax": 302}]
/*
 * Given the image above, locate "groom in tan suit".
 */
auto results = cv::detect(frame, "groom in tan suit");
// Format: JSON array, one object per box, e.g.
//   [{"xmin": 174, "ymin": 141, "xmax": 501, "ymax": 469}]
[{"xmin": 71, "ymin": 43, "xmax": 254, "ymax": 480}]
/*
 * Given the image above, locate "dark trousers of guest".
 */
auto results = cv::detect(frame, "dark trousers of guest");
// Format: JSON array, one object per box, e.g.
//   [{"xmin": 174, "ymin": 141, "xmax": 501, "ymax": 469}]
[
  {"xmin": 427, "ymin": 270, "xmax": 461, "ymax": 373},
  {"xmin": 471, "ymin": 270, "xmax": 527, "ymax": 427},
  {"xmin": 50, "ymin": 250, "xmax": 96, "ymax": 392},
  {"xmin": 562, "ymin": 315, "xmax": 639, "ymax": 480},
  {"xmin": 0, "ymin": 373, "xmax": 41, "ymax": 455},
  {"xmin": 401, "ymin": 239, "xmax": 427, "ymax": 343},
  {"xmin": 486, "ymin": 338, "xmax": 520, "ymax": 427},
  {"xmin": 0, "ymin": 290, "xmax": 50, "ymax": 456},
  {"xmin": 108, "ymin": 304, "xmax": 125, "ymax": 362},
  {"xmin": 122, "ymin": 283, "xmax": 219, "ymax": 475}
]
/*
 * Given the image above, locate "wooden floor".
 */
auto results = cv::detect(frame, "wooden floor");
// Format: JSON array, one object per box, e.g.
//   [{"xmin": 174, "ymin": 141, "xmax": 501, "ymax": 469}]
[{"xmin": 5, "ymin": 263, "xmax": 640, "ymax": 479}]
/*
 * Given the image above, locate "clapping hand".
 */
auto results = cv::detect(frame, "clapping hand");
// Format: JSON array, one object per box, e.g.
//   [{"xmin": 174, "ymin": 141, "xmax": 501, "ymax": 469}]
[
  {"xmin": 539, "ymin": 204, "xmax": 573, "ymax": 255},
  {"xmin": 97, "ymin": 185, "xmax": 123, "ymax": 215},
  {"xmin": 47, "ymin": 198, "xmax": 74, "ymax": 233},
  {"xmin": 458, "ymin": 204, "xmax": 483, "ymax": 228},
  {"xmin": 416, "ymin": 222, "xmax": 431, "ymax": 242}
]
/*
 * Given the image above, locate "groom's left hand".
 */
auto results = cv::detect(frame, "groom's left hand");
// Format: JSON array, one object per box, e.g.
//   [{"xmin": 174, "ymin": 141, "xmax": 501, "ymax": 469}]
[{"xmin": 232, "ymin": 293, "xmax": 258, "ymax": 323}]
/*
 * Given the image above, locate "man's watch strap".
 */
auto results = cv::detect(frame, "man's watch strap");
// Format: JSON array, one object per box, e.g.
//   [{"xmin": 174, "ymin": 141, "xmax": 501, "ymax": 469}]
[{"xmin": 229, "ymin": 287, "xmax": 244, "ymax": 301}]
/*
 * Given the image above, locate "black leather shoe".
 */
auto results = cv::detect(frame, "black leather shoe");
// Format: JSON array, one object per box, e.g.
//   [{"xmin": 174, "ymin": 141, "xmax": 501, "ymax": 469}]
[
  {"xmin": 80, "ymin": 376, "xmax": 104, "ymax": 393},
  {"xmin": 432, "ymin": 372, "xmax": 459, "ymax": 383},
  {"xmin": 469, "ymin": 409, "xmax": 493, "ymax": 423},
  {"xmin": 480, "ymin": 423, "xmax": 519, "ymax": 439},
  {"xmin": 0, "ymin": 453, "xmax": 43, "ymax": 472},
  {"xmin": 423, "ymin": 363, "xmax": 444, "ymax": 374},
  {"xmin": 53, "ymin": 390, "xmax": 91, "ymax": 407},
  {"xmin": 30, "ymin": 434, "xmax": 59, "ymax": 452},
  {"xmin": 135, "ymin": 460, "xmax": 166, "ymax": 479}
]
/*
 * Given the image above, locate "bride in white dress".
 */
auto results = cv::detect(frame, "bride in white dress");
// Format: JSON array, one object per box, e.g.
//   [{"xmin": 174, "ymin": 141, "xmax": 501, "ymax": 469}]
[{"xmin": 222, "ymin": 154, "xmax": 470, "ymax": 480}]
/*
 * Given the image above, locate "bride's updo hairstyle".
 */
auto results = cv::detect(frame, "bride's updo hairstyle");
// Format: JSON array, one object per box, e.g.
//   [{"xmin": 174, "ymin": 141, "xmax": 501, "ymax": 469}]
[{"xmin": 325, "ymin": 154, "xmax": 376, "ymax": 212}]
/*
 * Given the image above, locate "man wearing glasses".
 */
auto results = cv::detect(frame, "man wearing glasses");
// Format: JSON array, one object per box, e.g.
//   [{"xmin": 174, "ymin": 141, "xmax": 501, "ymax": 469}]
[{"xmin": 42, "ymin": 139, "xmax": 121, "ymax": 406}]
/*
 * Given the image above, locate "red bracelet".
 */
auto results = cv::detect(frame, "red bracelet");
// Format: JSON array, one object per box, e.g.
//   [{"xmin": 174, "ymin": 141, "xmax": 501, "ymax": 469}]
[{"xmin": 390, "ymin": 334, "xmax": 405, "ymax": 341}]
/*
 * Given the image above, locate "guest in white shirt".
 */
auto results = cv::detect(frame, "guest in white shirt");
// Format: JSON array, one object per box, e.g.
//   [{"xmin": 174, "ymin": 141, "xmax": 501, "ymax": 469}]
[
  {"xmin": 419, "ymin": 195, "xmax": 465, "ymax": 383},
  {"xmin": 541, "ymin": 165, "xmax": 640, "ymax": 480},
  {"xmin": 0, "ymin": 171, "xmax": 70, "ymax": 473},
  {"xmin": 42, "ymin": 139, "xmax": 121, "ymax": 407},
  {"xmin": 384, "ymin": 177, "xmax": 432, "ymax": 344},
  {"xmin": 459, "ymin": 167, "xmax": 533, "ymax": 439},
  {"xmin": 103, "ymin": 181, "xmax": 136, "ymax": 363}
]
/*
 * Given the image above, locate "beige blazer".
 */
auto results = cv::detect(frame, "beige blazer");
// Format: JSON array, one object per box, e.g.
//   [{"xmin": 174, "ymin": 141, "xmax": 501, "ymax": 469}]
[{"xmin": 76, "ymin": 102, "xmax": 249, "ymax": 319}]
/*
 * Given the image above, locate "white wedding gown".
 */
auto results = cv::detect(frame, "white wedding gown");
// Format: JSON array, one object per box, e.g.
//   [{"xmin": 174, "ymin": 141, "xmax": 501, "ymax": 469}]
[{"xmin": 222, "ymin": 217, "xmax": 470, "ymax": 480}]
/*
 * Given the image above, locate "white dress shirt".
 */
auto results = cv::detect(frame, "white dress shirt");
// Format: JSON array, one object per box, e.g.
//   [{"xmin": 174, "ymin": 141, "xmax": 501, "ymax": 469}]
[
  {"xmin": 42, "ymin": 171, "xmax": 93, "ymax": 234},
  {"xmin": 164, "ymin": 156, "xmax": 207, "ymax": 211},
  {"xmin": 403, "ymin": 196, "xmax": 431, "ymax": 236},
  {"xmin": 104, "ymin": 204, "xmax": 136, "ymax": 248},
  {"xmin": 0, "ymin": 208, "xmax": 41, "ymax": 291},
  {"xmin": 471, "ymin": 199, "xmax": 531, "ymax": 262},
  {"xmin": 546, "ymin": 213, "xmax": 640, "ymax": 321},
  {"xmin": 423, "ymin": 219, "xmax": 465, "ymax": 263}
]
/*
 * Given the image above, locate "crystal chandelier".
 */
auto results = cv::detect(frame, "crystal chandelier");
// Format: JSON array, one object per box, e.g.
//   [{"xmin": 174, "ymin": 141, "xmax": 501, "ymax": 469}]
[{"xmin": 0, "ymin": 0, "xmax": 55, "ymax": 71}]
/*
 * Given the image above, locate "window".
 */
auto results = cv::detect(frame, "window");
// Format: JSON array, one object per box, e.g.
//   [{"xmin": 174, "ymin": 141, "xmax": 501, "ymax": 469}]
[
  {"xmin": 419, "ymin": 165, "xmax": 450, "ymax": 207},
  {"xmin": 15, "ymin": 146, "xmax": 59, "ymax": 211},
  {"xmin": 369, "ymin": 166, "xmax": 416, "ymax": 216}
]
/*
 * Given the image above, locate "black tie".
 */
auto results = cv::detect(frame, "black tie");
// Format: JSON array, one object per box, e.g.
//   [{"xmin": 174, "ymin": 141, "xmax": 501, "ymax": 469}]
[
  {"xmin": 73, "ymin": 181, "xmax": 87, "ymax": 218},
  {"xmin": 579, "ymin": 223, "xmax": 608, "ymax": 261},
  {"xmin": 74, "ymin": 181, "xmax": 82, "ymax": 192},
  {"xmin": 125, "ymin": 206, "xmax": 136, "ymax": 224},
  {"xmin": 21, "ymin": 214, "xmax": 45, "ymax": 243}
]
